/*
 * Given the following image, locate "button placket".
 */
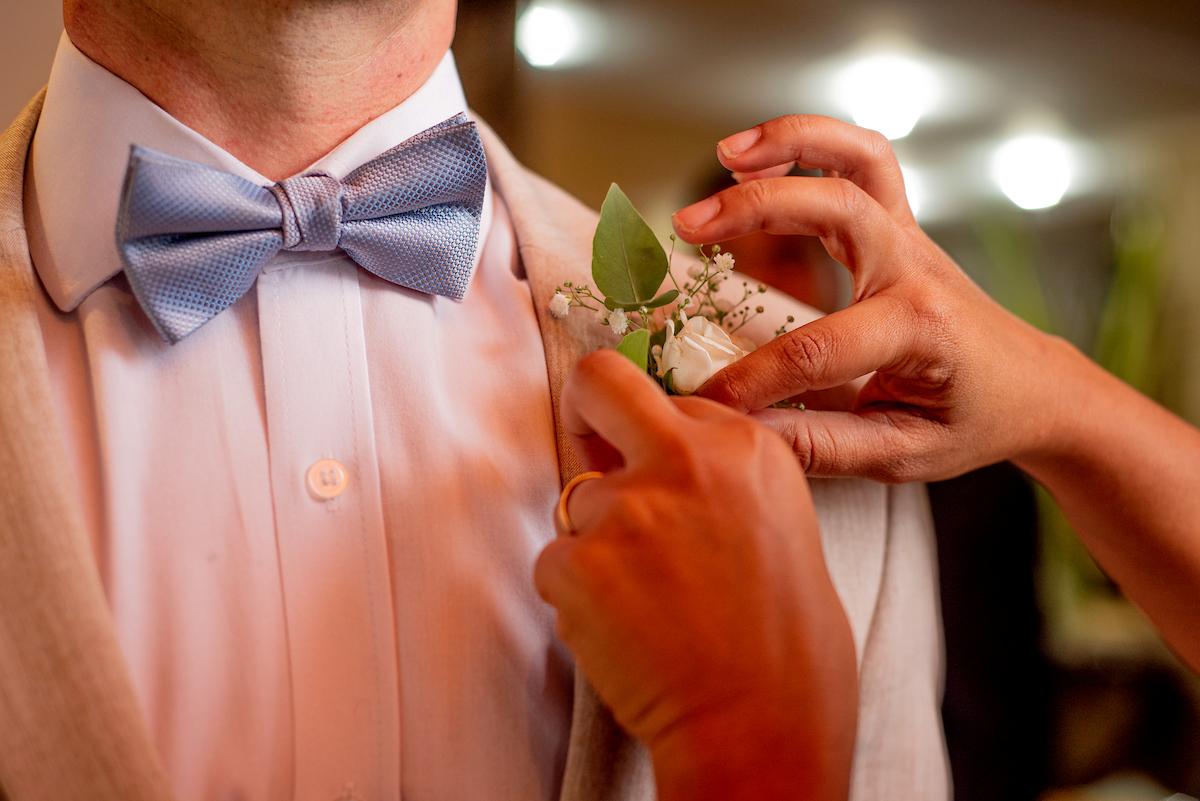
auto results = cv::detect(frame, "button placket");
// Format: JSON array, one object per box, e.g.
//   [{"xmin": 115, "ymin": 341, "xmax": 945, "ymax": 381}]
[{"xmin": 256, "ymin": 259, "xmax": 399, "ymax": 800}]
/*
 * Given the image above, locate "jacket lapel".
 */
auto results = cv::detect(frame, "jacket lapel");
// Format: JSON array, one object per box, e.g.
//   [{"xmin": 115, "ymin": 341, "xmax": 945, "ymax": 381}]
[
  {"xmin": 477, "ymin": 121, "xmax": 656, "ymax": 801},
  {"xmin": 0, "ymin": 93, "xmax": 172, "ymax": 801}
]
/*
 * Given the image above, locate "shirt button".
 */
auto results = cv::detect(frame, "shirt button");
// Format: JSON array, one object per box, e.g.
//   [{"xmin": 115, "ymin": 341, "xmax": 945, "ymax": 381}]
[{"xmin": 306, "ymin": 458, "xmax": 349, "ymax": 500}]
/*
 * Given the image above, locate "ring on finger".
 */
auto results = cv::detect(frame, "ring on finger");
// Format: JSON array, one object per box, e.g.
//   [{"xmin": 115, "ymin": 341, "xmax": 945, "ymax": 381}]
[{"xmin": 555, "ymin": 471, "xmax": 604, "ymax": 535}]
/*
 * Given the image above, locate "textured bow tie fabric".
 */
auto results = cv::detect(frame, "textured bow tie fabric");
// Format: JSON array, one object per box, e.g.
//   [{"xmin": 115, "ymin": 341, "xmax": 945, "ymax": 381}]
[{"xmin": 115, "ymin": 113, "xmax": 487, "ymax": 343}]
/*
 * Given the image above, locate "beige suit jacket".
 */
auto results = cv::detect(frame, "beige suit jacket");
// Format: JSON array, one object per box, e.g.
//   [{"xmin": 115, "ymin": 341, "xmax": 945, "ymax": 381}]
[{"xmin": 0, "ymin": 92, "xmax": 948, "ymax": 801}]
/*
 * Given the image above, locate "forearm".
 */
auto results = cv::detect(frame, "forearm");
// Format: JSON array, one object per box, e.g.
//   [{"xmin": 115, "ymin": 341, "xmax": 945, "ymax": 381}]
[{"xmin": 1016, "ymin": 337, "xmax": 1200, "ymax": 670}]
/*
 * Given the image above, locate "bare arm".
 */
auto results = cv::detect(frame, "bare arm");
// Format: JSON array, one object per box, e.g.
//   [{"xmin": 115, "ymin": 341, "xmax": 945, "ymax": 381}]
[
  {"xmin": 674, "ymin": 113, "xmax": 1200, "ymax": 671},
  {"xmin": 1015, "ymin": 339, "xmax": 1200, "ymax": 669}
]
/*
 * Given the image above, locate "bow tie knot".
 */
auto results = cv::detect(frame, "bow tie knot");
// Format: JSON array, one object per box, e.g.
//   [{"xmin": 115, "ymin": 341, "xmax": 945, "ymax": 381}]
[
  {"xmin": 269, "ymin": 173, "xmax": 344, "ymax": 252},
  {"xmin": 115, "ymin": 112, "xmax": 487, "ymax": 343}
]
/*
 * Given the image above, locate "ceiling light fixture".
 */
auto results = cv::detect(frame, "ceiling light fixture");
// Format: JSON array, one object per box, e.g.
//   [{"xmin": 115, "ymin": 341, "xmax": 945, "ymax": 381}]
[
  {"xmin": 991, "ymin": 134, "xmax": 1073, "ymax": 210},
  {"xmin": 516, "ymin": 2, "xmax": 581, "ymax": 69},
  {"xmin": 835, "ymin": 52, "xmax": 938, "ymax": 140}
]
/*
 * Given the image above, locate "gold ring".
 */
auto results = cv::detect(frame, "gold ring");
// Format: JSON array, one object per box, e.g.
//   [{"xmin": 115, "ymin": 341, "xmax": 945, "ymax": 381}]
[{"xmin": 556, "ymin": 471, "xmax": 604, "ymax": 535}]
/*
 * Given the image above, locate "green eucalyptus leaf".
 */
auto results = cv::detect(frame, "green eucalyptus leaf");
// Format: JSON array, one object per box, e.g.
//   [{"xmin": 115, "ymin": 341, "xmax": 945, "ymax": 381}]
[
  {"xmin": 615, "ymin": 328, "xmax": 651, "ymax": 373},
  {"xmin": 604, "ymin": 289, "xmax": 680, "ymax": 312},
  {"xmin": 592, "ymin": 184, "xmax": 669, "ymax": 305},
  {"xmin": 643, "ymin": 288, "xmax": 680, "ymax": 309}
]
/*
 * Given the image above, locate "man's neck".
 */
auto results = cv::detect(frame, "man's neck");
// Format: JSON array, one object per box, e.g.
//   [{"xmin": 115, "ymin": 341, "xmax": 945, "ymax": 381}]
[{"xmin": 64, "ymin": 0, "xmax": 456, "ymax": 180}]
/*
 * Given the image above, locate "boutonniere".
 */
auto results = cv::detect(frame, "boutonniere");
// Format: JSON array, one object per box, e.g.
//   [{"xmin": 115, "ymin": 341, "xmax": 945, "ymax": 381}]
[{"xmin": 549, "ymin": 184, "xmax": 795, "ymax": 395}]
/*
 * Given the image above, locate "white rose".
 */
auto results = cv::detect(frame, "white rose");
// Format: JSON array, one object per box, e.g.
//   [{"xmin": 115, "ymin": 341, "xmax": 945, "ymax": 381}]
[{"xmin": 658, "ymin": 315, "xmax": 752, "ymax": 395}]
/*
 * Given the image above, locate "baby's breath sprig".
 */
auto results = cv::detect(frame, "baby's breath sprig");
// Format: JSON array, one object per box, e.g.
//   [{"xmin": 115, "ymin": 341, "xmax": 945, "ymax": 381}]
[
  {"xmin": 673, "ymin": 244, "xmax": 778, "ymax": 340},
  {"xmin": 550, "ymin": 281, "xmax": 655, "ymax": 336}
]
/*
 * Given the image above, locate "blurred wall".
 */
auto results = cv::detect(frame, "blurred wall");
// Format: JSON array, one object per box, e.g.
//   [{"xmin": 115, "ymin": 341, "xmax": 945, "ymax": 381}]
[{"xmin": 0, "ymin": 3, "xmax": 62, "ymax": 121}]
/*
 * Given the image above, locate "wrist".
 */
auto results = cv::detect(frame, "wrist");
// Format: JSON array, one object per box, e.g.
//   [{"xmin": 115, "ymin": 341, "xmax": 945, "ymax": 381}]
[
  {"xmin": 1010, "ymin": 333, "xmax": 1122, "ymax": 483},
  {"xmin": 649, "ymin": 704, "xmax": 851, "ymax": 801}
]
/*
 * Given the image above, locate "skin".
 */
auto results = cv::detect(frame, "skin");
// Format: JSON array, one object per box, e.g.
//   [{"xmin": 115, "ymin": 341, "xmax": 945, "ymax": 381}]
[
  {"xmin": 64, "ymin": 0, "xmax": 456, "ymax": 180},
  {"xmin": 671, "ymin": 113, "xmax": 1200, "ymax": 673},
  {"xmin": 535, "ymin": 350, "xmax": 857, "ymax": 801}
]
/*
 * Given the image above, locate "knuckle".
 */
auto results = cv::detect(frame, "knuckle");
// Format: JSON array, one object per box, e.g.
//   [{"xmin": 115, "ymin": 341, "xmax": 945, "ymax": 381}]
[
  {"xmin": 716, "ymin": 413, "xmax": 759, "ymax": 449},
  {"xmin": 666, "ymin": 435, "xmax": 707, "ymax": 483},
  {"xmin": 772, "ymin": 417, "xmax": 818, "ymax": 472},
  {"xmin": 830, "ymin": 177, "xmax": 867, "ymax": 224},
  {"xmin": 741, "ymin": 419, "xmax": 792, "ymax": 467},
  {"xmin": 780, "ymin": 114, "xmax": 816, "ymax": 151},
  {"xmin": 739, "ymin": 177, "xmax": 774, "ymax": 212},
  {"xmin": 804, "ymin": 423, "xmax": 839, "ymax": 474},
  {"xmin": 609, "ymin": 491, "xmax": 662, "ymax": 534},
  {"xmin": 911, "ymin": 287, "xmax": 954, "ymax": 333},
  {"xmin": 654, "ymin": 417, "xmax": 692, "ymax": 452},
  {"xmin": 704, "ymin": 369, "xmax": 752, "ymax": 412},
  {"xmin": 778, "ymin": 326, "xmax": 835, "ymax": 387},
  {"xmin": 862, "ymin": 128, "xmax": 894, "ymax": 163}
]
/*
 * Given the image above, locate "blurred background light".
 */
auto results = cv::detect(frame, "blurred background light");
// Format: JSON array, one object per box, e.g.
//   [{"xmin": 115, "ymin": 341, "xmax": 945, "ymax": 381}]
[
  {"xmin": 902, "ymin": 165, "xmax": 924, "ymax": 219},
  {"xmin": 835, "ymin": 51, "xmax": 938, "ymax": 140},
  {"xmin": 991, "ymin": 134, "xmax": 1075, "ymax": 210},
  {"xmin": 516, "ymin": 2, "xmax": 581, "ymax": 69}
]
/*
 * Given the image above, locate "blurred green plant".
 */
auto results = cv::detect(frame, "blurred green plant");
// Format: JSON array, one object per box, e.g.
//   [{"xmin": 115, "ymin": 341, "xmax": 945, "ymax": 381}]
[{"xmin": 972, "ymin": 203, "xmax": 1169, "ymax": 660}]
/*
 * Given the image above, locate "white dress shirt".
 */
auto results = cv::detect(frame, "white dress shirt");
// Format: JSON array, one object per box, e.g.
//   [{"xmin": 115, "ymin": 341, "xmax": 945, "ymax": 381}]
[{"xmin": 25, "ymin": 34, "xmax": 573, "ymax": 801}]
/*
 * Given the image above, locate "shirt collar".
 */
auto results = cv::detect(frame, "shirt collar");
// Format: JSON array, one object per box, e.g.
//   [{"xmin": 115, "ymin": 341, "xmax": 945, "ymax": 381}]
[{"xmin": 25, "ymin": 33, "xmax": 489, "ymax": 313}]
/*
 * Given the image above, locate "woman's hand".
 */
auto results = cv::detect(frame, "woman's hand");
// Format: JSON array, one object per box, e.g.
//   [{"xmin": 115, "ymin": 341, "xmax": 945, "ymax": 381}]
[
  {"xmin": 535, "ymin": 349, "xmax": 857, "ymax": 801},
  {"xmin": 673, "ymin": 114, "xmax": 1200, "ymax": 672},
  {"xmin": 673, "ymin": 113, "xmax": 1076, "ymax": 482}
]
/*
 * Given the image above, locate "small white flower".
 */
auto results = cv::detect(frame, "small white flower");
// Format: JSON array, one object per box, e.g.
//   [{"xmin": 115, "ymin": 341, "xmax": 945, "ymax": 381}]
[
  {"xmin": 608, "ymin": 308, "xmax": 629, "ymax": 335},
  {"xmin": 713, "ymin": 252, "xmax": 735, "ymax": 273},
  {"xmin": 549, "ymin": 292, "xmax": 571, "ymax": 319},
  {"xmin": 659, "ymin": 315, "xmax": 754, "ymax": 394}
]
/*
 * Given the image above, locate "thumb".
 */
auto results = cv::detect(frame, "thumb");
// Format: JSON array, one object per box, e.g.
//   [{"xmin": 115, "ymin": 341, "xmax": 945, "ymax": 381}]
[{"xmin": 751, "ymin": 408, "xmax": 919, "ymax": 482}]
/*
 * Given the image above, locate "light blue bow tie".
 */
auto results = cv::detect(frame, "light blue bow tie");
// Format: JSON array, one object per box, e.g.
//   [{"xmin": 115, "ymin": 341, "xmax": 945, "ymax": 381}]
[{"xmin": 115, "ymin": 113, "xmax": 487, "ymax": 343}]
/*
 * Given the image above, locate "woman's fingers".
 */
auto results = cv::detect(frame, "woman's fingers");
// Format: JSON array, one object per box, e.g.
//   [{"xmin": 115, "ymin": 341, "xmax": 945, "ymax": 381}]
[
  {"xmin": 672, "ymin": 176, "xmax": 900, "ymax": 278},
  {"xmin": 697, "ymin": 295, "xmax": 918, "ymax": 412},
  {"xmin": 750, "ymin": 407, "xmax": 934, "ymax": 481},
  {"xmin": 715, "ymin": 114, "xmax": 912, "ymax": 221}
]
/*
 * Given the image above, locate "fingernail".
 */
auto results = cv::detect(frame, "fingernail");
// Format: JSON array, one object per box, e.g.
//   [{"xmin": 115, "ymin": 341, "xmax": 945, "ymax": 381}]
[
  {"xmin": 718, "ymin": 127, "xmax": 762, "ymax": 158},
  {"xmin": 673, "ymin": 196, "xmax": 721, "ymax": 232}
]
